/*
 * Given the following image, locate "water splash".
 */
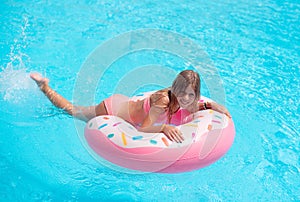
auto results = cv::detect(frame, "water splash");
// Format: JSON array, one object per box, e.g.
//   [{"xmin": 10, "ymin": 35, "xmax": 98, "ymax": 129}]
[
  {"xmin": 0, "ymin": 61, "xmax": 37, "ymax": 105},
  {"xmin": 0, "ymin": 12, "xmax": 36, "ymax": 105},
  {"xmin": 0, "ymin": 59, "xmax": 69, "ymax": 125},
  {"xmin": 0, "ymin": 52, "xmax": 55, "ymax": 129}
]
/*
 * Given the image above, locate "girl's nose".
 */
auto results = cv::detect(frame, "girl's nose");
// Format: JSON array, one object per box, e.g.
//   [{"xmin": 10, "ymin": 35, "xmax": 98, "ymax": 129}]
[{"xmin": 183, "ymin": 94, "xmax": 189, "ymax": 100}]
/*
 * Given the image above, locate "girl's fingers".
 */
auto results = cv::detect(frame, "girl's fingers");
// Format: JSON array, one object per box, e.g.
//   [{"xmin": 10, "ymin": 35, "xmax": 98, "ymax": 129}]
[
  {"xmin": 177, "ymin": 129, "xmax": 184, "ymax": 142},
  {"xmin": 172, "ymin": 130, "xmax": 184, "ymax": 143},
  {"xmin": 224, "ymin": 110, "xmax": 231, "ymax": 118},
  {"xmin": 166, "ymin": 130, "xmax": 179, "ymax": 143},
  {"xmin": 163, "ymin": 126, "xmax": 184, "ymax": 143},
  {"xmin": 165, "ymin": 133, "xmax": 172, "ymax": 142},
  {"xmin": 176, "ymin": 132, "xmax": 184, "ymax": 142},
  {"xmin": 170, "ymin": 131, "xmax": 178, "ymax": 142},
  {"xmin": 166, "ymin": 132, "xmax": 175, "ymax": 142}
]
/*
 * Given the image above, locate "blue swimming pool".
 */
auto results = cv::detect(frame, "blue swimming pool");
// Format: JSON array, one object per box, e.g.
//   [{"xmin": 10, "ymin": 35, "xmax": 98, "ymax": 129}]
[{"xmin": 0, "ymin": 0, "xmax": 299, "ymax": 201}]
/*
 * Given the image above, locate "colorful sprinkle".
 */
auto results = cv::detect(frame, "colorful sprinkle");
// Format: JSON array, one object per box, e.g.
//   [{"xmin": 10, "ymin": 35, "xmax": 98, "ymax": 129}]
[
  {"xmin": 185, "ymin": 124, "xmax": 198, "ymax": 128},
  {"xmin": 161, "ymin": 137, "xmax": 169, "ymax": 147},
  {"xmin": 132, "ymin": 136, "xmax": 143, "ymax": 140},
  {"xmin": 150, "ymin": 140, "xmax": 157, "ymax": 145},
  {"xmin": 89, "ymin": 122, "xmax": 93, "ymax": 128},
  {"xmin": 128, "ymin": 126, "xmax": 134, "ymax": 130},
  {"xmin": 196, "ymin": 115, "xmax": 204, "ymax": 118},
  {"xmin": 121, "ymin": 132, "xmax": 127, "ymax": 146},
  {"xmin": 103, "ymin": 117, "xmax": 110, "ymax": 120},
  {"xmin": 98, "ymin": 123, "xmax": 108, "ymax": 129},
  {"xmin": 209, "ymin": 110, "xmax": 214, "ymax": 114},
  {"xmin": 207, "ymin": 124, "xmax": 212, "ymax": 131},
  {"xmin": 113, "ymin": 122, "xmax": 122, "ymax": 127},
  {"xmin": 212, "ymin": 120, "xmax": 221, "ymax": 124},
  {"xmin": 136, "ymin": 93, "xmax": 144, "ymax": 96},
  {"xmin": 193, "ymin": 120, "xmax": 201, "ymax": 123},
  {"xmin": 214, "ymin": 115, "xmax": 222, "ymax": 119},
  {"xmin": 192, "ymin": 132, "xmax": 196, "ymax": 138},
  {"xmin": 107, "ymin": 133, "xmax": 114, "ymax": 138}
]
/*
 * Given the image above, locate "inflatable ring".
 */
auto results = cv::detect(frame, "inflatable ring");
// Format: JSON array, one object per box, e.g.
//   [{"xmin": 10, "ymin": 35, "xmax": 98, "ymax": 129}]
[{"xmin": 84, "ymin": 93, "xmax": 235, "ymax": 173}]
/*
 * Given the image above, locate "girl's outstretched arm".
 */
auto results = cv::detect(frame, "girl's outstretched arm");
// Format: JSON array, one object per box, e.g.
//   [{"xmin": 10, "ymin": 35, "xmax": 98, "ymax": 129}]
[
  {"xmin": 198, "ymin": 101, "xmax": 231, "ymax": 118},
  {"xmin": 210, "ymin": 102, "xmax": 231, "ymax": 118}
]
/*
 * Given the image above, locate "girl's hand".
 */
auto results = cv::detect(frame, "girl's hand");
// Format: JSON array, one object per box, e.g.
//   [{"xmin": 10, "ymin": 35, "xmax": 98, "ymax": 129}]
[
  {"xmin": 211, "ymin": 102, "xmax": 232, "ymax": 118},
  {"xmin": 161, "ymin": 124, "xmax": 184, "ymax": 143}
]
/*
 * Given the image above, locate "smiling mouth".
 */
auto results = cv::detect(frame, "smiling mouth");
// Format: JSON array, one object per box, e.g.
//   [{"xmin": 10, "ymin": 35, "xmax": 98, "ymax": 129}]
[{"xmin": 180, "ymin": 101, "xmax": 190, "ymax": 105}]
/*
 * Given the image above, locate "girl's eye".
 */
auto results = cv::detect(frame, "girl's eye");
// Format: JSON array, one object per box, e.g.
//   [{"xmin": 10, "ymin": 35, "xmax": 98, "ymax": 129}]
[
  {"xmin": 177, "ymin": 91, "xmax": 195, "ymax": 98},
  {"xmin": 178, "ymin": 92, "xmax": 185, "ymax": 97}
]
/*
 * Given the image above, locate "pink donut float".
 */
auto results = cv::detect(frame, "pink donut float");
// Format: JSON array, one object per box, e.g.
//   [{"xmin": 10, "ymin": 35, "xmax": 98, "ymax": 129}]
[{"xmin": 84, "ymin": 92, "xmax": 235, "ymax": 173}]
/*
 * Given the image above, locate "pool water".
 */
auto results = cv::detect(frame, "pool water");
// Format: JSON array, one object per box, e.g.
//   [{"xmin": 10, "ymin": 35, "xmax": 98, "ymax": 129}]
[{"xmin": 0, "ymin": 0, "xmax": 299, "ymax": 201}]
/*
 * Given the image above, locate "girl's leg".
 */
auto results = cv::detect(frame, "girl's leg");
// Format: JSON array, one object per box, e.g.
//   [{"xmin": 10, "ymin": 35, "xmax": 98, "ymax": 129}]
[{"xmin": 30, "ymin": 73, "xmax": 107, "ymax": 122}]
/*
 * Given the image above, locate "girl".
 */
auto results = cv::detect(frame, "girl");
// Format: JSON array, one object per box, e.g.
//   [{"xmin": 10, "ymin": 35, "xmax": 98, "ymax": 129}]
[{"xmin": 30, "ymin": 70, "xmax": 231, "ymax": 143}]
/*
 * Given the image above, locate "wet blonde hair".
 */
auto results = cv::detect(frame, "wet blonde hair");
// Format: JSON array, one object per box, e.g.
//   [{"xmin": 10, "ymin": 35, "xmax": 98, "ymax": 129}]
[{"xmin": 150, "ymin": 70, "xmax": 200, "ymax": 123}]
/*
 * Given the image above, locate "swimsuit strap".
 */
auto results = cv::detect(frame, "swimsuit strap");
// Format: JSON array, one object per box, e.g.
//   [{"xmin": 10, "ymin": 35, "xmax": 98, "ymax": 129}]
[
  {"xmin": 168, "ymin": 89, "xmax": 180, "ymax": 113},
  {"xmin": 143, "ymin": 96, "xmax": 151, "ymax": 114},
  {"xmin": 168, "ymin": 90, "xmax": 171, "ymax": 101}
]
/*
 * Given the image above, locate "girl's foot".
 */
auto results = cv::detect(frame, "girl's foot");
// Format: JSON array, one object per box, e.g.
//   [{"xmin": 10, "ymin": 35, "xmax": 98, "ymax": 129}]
[{"xmin": 30, "ymin": 73, "xmax": 49, "ymax": 88}]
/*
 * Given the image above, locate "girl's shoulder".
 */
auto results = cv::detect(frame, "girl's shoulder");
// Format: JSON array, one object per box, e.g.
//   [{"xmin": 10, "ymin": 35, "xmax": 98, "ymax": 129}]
[{"xmin": 150, "ymin": 88, "xmax": 170, "ymax": 110}]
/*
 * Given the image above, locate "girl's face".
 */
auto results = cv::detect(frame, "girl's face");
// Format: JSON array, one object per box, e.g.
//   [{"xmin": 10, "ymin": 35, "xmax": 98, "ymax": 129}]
[{"xmin": 175, "ymin": 84, "xmax": 196, "ymax": 109}]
